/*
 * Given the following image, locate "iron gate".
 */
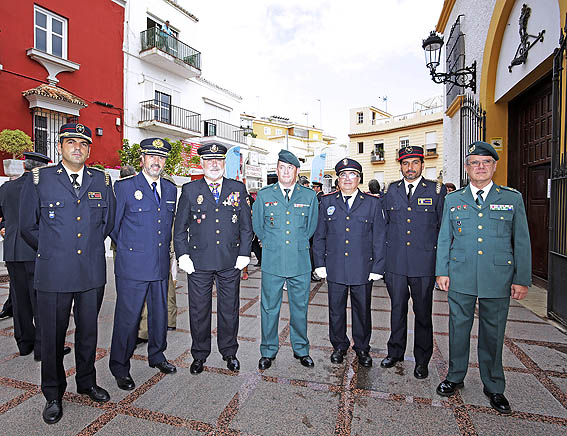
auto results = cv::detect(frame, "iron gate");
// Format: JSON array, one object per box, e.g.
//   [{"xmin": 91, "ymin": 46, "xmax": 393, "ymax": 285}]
[
  {"xmin": 459, "ymin": 94, "xmax": 486, "ymax": 187},
  {"xmin": 548, "ymin": 14, "xmax": 567, "ymax": 327}
]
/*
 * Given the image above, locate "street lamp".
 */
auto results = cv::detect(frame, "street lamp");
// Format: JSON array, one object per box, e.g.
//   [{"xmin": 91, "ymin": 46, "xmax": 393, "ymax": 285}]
[{"xmin": 421, "ymin": 31, "xmax": 476, "ymax": 92}]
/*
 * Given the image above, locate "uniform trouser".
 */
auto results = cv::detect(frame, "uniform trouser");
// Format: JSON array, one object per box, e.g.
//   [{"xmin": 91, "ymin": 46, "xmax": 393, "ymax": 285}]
[
  {"xmin": 6, "ymin": 261, "xmax": 39, "ymax": 356},
  {"xmin": 260, "ymin": 271, "xmax": 310, "ymax": 358},
  {"xmin": 109, "ymin": 278, "xmax": 168, "ymax": 378},
  {"xmin": 385, "ymin": 272, "xmax": 435, "ymax": 365},
  {"xmin": 328, "ymin": 281, "xmax": 372, "ymax": 353},
  {"xmin": 37, "ymin": 287, "xmax": 104, "ymax": 401},
  {"xmin": 138, "ymin": 272, "xmax": 177, "ymax": 340},
  {"xmin": 187, "ymin": 267, "xmax": 240, "ymax": 360},
  {"xmin": 447, "ymin": 292, "xmax": 510, "ymax": 394}
]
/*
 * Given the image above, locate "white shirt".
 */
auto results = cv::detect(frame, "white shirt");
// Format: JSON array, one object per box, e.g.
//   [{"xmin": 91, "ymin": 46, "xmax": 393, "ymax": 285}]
[
  {"xmin": 204, "ymin": 176, "xmax": 223, "ymax": 195},
  {"xmin": 404, "ymin": 176, "xmax": 422, "ymax": 196},
  {"xmin": 142, "ymin": 170, "xmax": 161, "ymax": 197},
  {"xmin": 341, "ymin": 191, "xmax": 357, "ymax": 209},
  {"xmin": 279, "ymin": 182, "xmax": 295, "ymax": 200},
  {"xmin": 470, "ymin": 181, "xmax": 493, "ymax": 203},
  {"xmin": 61, "ymin": 163, "xmax": 85, "ymax": 187}
]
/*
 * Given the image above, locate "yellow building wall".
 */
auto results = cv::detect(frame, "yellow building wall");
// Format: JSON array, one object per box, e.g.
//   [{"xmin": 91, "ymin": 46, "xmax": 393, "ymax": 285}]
[
  {"xmin": 348, "ymin": 120, "xmax": 444, "ymax": 189},
  {"xmin": 253, "ymin": 121, "xmax": 288, "ymax": 140}
]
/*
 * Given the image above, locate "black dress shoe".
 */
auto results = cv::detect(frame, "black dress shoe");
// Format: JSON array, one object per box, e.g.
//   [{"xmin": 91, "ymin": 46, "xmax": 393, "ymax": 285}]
[
  {"xmin": 19, "ymin": 348, "xmax": 33, "ymax": 356},
  {"xmin": 190, "ymin": 359, "xmax": 205, "ymax": 374},
  {"xmin": 77, "ymin": 385, "xmax": 110, "ymax": 403},
  {"xmin": 483, "ymin": 387, "xmax": 511, "ymax": 414},
  {"xmin": 356, "ymin": 351, "xmax": 373, "ymax": 367},
  {"xmin": 436, "ymin": 379, "xmax": 464, "ymax": 397},
  {"xmin": 294, "ymin": 354, "xmax": 315, "ymax": 368},
  {"xmin": 380, "ymin": 356, "xmax": 402, "ymax": 368},
  {"xmin": 311, "ymin": 272, "xmax": 321, "ymax": 282},
  {"xmin": 150, "ymin": 360, "xmax": 177, "ymax": 374},
  {"xmin": 42, "ymin": 399, "xmax": 63, "ymax": 424},
  {"xmin": 0, "ymin": 308, "xmax": 13, "ymax": 319},
  {"xmin": 258, "ymin": 356, "xmax": 274, "ymax": 370},
  {"xmin": 330, "ymin": 349, "xmax": 347, "ymax": 364},
  {"xmin": 414, "ymin": 364, "xmax": 429, "ymax": 379},
  {"xmin": 167, "ymin": 326, "xmax": 176, "ymax": 331},
  {"xmin": 115, "ymin": 375, "xmax": 135, "ymax": 391},
  {"xmin": 223, "ymin": 355, "xmax": 240, "ymax": 371},
  {"xmin": 136, "ymin": 337, "xmax": 148, "ymax": 346}
]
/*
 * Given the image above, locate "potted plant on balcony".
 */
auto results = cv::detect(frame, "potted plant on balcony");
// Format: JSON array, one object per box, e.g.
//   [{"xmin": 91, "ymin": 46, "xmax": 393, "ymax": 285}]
[{"xmin": 0, "ymin": 129, "xmax": 33, "ymax": 177}]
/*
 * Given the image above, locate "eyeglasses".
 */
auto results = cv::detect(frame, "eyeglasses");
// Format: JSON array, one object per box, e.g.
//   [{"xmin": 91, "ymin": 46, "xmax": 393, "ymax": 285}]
[
  {"xmin": 338, "ymin": 172, "xmax": 360, "ymax": 180},
  {"xmin": 466, "ymin": 159, "xmax": 494, "ymax": 167}
]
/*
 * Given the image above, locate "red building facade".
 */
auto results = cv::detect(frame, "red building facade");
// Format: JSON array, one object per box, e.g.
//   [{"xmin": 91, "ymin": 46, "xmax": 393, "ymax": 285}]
[{"xmin": 0, "ymin": 0, "xmax": 125, "ymax": 173}]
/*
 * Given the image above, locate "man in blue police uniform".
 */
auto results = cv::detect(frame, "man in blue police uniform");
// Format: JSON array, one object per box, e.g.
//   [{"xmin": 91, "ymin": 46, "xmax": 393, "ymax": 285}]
[
  {"xmin": 20, "ymin": 123, "xmax": 116, "ymax": 424},
  {"xmin": 313, "ymin": 158, "xmax": 385, "ymax": 367},
  {"xmin": 381, "ymin": 146, "xmax": 446, "ymax": 379},
  {"xmin": 0, "ymin": 152, "xmax": 72, "ymax": 360},
  {"xmin": 436, "ymin": 141, "xmax": 531, "ymax": 414},
  {"xmin": 174, "ymin": 143, "xmax": 252, "ymax": 374},
  {"xmin": 252, "ymin": 150, "xmax": 318, "ymax": 370},
  {"xmin": 109, "ymin": 138, "xmax": 178, "ymax": 391}
]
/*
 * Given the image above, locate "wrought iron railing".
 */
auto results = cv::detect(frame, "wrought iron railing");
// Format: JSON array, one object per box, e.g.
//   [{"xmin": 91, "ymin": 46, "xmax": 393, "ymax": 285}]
[
  {"xmin": 202, "ymin": 119, "xmax": 247, "ymax": 144},
  {"xmin": 139, "ymin": 100, "xmax": 201, "ymax": 133},
  {"xmin": 140, "ymin": 27, "xmax": 201, "ymax": 70},
  {"xmin": 459, "ymin": 94, "xmax": 486, "ymax": 187}
]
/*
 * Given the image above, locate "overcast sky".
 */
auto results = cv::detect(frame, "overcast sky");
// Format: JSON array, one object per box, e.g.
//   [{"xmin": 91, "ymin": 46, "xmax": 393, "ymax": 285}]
[{"xmin": 187, "ymin": 0, "xmax": 445, "ymax": 144}]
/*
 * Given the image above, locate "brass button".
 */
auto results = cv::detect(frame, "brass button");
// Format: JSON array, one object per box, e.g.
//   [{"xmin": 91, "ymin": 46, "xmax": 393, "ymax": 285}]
[
  {"xmin": 346, "ymin": 216, "xmax": 350, "ymax": 220},
  {"xmin": 77, "ymin": 200, "xmax": 80, "ymax": 204},
  {"xmin": 478, "ymin": 250, "xmax": 483, "ymax": 255},
  {"xmin": 77, "ymin": 233, "xmax": 82, "ymax": 238},
  {"xmin": 37, "ymin": 253, "xmax": 40, "ymax": 257},
  {"xmin": 478, "ymin": 225, "xmax": 483, "ymax": 230},
  {"xmin": 98, "ymin": 203, "xmax": 101, "ymax": 207},
  {"xmin": 286, "ymin": 230, "xmax": 290, "ymax": 234},
  {"xmin": 507, "ymin": 260, "xmax": 512, "ymax": 264},
  {"xmin": 270, "ymin": 212, "xmax": 274, "ymax": 216},
  {"xmin": 345, "ymin": 252, "xmax": 349, "ymax": 256},
  {"xmin": 346, "ymin": 228, "xmax": 350, "ymax": 232},
  {"xmin": 216, "ymin": 230, "xmax": 220, "ymax": 234},
  {"xmin": 407, "ymin": 218, "xmax": 411, "ymax": 223},
  {"xmin": 158, "ymin": 219, "xmax": 161, "ymax": 223},
  {"xmin": 456, "ymin": 216, "xmax": 460, "ymax": 219},
  {"xmin": 406, "ymin": 241, "xmax": 411, "ymax": 246},
  {"xmin": 77, "ymin": 249, "xmax": 82, "ymax": 255},
  {"xmin": 216, "ymin": 241, "xmax": 220, "ymax": 245},
  {"xmin": 157, "ymin": 208, "xmax": 161, "ymax": 212},
  {"xmin": 286, "ymin": 211, "xmax": 291, "ymax": 215},
  {"xmin": 286, "ymin": 221, "xmax": 290, "ymax": 225},
  {"xmin": 139, "ymin": 208, "xmax": 142, "ymax": 211},
  {"xmin": 478, "ymin": 212, "xmax": 483, "ymax": 217},
  {"xmin": 345, "ymin": 240, "xmax": 349, "ymax": 244},
  {"xmin": 129, "ymin": 248, "xmax": 133, "ymax": 251},
  {"xmin": 76, "ymin": 216, "xmax": 81, "ymax": 221},
  {"xmin": 407, "ymin": 230, "xmax": 411, "ymax": 235},
  {"xmin": 500, "ymin": 216, "xmax": 504, "ymax": 220},
  {"xmin": 159, "ymin": 242, "xmax": 162, "ymax": 247},
  {"xmin": 301, "ymin": 212, "xmax": 304, "ymax": 216},
  {"xmin": 424, "ymin": 208, "xmax": 428, "ymax": 212},
  {"xmin": 158, "ymin": 230, "xmax": 161, "ymax": 235},
  {"xmin": 215, "ymin": 208, "xmax": 219, "ymax": 212},
  {"xmin": 56, "ymin": 202, "xmax": 60, "ymax": 206},
  {"xmin": 216, "ymin": 219, "xmax": 219, "ymax": 223},
  {"xmin": 407, "ymin": 207, "xmax": 411, "ymax": 211},
  {"xmin": 286, "ymin": 240, "xmax": 290, "ymax": 244},
  {"xmin": 478, "ymin": 237, "xmax": 483, "ymax": 242},
  {"xmin": 49, "ymin": 203, "xmax": 53, "ymax": 207}
]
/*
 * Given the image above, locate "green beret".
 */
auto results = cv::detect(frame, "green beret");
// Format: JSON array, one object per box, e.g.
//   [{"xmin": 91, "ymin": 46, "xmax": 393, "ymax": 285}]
[
  {"xmin": 278, "ymin": 149, "xmax": 300, "ymax": 168},
  {"xmin": 466, "ymin": 141, "xmax": 499, "ymax": 161}
]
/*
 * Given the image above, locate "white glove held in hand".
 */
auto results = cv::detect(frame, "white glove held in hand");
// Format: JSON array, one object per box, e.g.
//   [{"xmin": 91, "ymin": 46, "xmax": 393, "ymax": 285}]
[
  {"xmin": 178, "ymin": 254, "xmax": 195, "ymax": 275},
  {"xmin": 234, "ymin": 256, "xmax": 250, "ymax": 270},
  {"xmin": 314, "ymin": 267, "xmax": 327, "ymax": 279},
  {"xmin": 368, "ymin": 273, "xmax": 383, "ymax": 281}
]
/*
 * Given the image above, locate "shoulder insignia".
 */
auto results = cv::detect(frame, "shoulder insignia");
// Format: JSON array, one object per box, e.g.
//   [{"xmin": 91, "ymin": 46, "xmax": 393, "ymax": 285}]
[
  {"xmin": 499, "ymin": 185, "xmax": 520, "ymax": 193},
  {"xmin": 436, "ymin": 179, "xmax": 442, "ymax": 195},
  {"xmin": 115, "ymin": 174, "xmax": 136, "ymax": 182},
  {"xmin": 161, "ymin": 173, "xmax": 177, "ymax": 186},
  {"xmin": 88, "ymin": 166, "xmax": 111, "ymax": 186},
  {"xmin": 32, "ymin": 167, "xmax": 40, "ymax": 185}
]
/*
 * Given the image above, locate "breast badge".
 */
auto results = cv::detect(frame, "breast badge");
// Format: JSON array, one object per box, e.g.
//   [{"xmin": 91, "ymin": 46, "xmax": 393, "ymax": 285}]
[
  {"xmin": 327, "ymin": 206, "xmax": 336, "ymax": 215},
  {"xmin": 232, "ymin": 214, "xmax": 238, "ymax": 223},
  {"xmin": 197, "ymin": 195, "xmax": 204, "ymax": 205},
  {"xmin": 134, "ymin": 190, "xmax": 143, "ymax": 200}
]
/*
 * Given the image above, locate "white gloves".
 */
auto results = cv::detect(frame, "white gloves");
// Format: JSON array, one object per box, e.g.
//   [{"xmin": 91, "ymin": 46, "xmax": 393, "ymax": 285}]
[
  {"xmin": 234, "ymin": 256, "xmax": 250, "ymax": 270},
  {"xmin": 314, "ymin": 267, "xmax": 327, "ymax": 279},
  {"xmin": 368, "ymin": 273, "xmax": 383, "ymax": 281},
  {"xmin": 178, "ymin": 254, "xmax": 195, "ymax": 275}
]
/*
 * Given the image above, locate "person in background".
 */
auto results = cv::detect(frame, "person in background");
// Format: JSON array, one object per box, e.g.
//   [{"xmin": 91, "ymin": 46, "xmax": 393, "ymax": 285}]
[
  {"xmin": 368, "ymin": 179, "xmax": 381, "ymax": 197},
  {"xmin": 445, "ymin": 182, "xmax": 457, "ymax": 193}
]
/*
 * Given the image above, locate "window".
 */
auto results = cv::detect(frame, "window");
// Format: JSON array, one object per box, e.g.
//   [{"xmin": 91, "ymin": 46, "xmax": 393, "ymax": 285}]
[
  {"xmin": 358, "ymin": 142, "xmax": 364, "ymax": 154},
  {"xmin": 264, "ymin": 126, "xmax": 271, "ymax": 135},
  {"xmin": 34, "ymin": 6, "xmax": 67, "ymax": 58},
  {"xmin": 293, "ymin": 127, "xmax": 308, "ymax": 138},
  {"xmin": 373, "ymin": 141, "xmax": 384, "ymax": 160},
  {"xmin": 357, "ymin": 112, "xmax": 364, "ymax": 124},
  {"xmin": 399, "ymin": 136, "xmax": 409, "ymax": 148},
  {"xmin": 313, "ymin": 133, "xmax": 319, "ymax": 140},
  {"xmin": 372, "ymin": 112, "xmax": 376, "ymax": 125},
  {"xmin": 32, "ymin": 109, "xmax": 76, "ymax": 162},
  {"xmin": 154, "ymin": 91, "xmax": 171, "ymax": 124},
  {"xmin": 425, "ymin": 131, "xmax": 437, "ymax": 155},
  {"xmin": 275, "ymin": 128, "xmax": 283, "ymax": 135}
]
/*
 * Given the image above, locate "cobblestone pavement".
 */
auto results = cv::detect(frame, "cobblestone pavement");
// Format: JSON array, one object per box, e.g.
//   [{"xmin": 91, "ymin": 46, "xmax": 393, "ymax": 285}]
[{"xmin": 0, "ymin": 259, "xmax": 566, "ymax": 435}]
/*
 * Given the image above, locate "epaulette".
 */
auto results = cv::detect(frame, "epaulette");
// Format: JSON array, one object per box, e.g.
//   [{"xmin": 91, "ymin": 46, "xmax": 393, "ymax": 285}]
[
  {"xmin": 447, "ymin": 187, "xmax": 465, "ymax": 196},
  {"xmin": 32, "ymin": 167, "xmax": 40, "ymax": 185},
  {"xmin": 88, "ymin": 166, "xmax": 111, "ymax": 186},
  {"xmin": 421, "ymin": 178, "xmax": 442, "ymax": 195},
  {"xmin": 260, "ymin": 184, "xmax": 274, "ymax": 192},
  {"xmin": 499, "ymin": 185, "xmax": 520, "ymax": 194},
  {"xmin": 322, "ymin": 191, "xmax": 337, "ymax": 197},
  {"xmin": 114, "ymin": 174, "xmax": 136, "ymax": 182},
  {"xmin": 161, "ymin": 173, "xmax": 177, "ymax": 186}
]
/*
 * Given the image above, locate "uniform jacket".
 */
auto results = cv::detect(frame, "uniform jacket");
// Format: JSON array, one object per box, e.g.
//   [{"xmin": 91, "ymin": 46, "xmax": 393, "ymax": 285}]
[
  {"xmin": 313, "ymin": 189, "xmax": 385, "ymax": 285},
  {"xmin": 19, "ymin": 163, "xmax": 116, "ymax": 292},
  {"xmin": 174, "ymin": 177, "xmax": 252, "ymax": 271},
  {"xmin": 0, "ymin": 172, "xmax": 36, "ymax": 262},
  {"xmin": 383, "ymin": 179, "xmax": 446, "ymax": 276},
  {"xmin": 252, "ymin": 182, "xmax": 318, "ymax": 277},
  {"xmin": 111, "ymin": 172, "xmax": 177, "ymax": 281},
  {"xmin": 435, "ymin": 184, "xmax": 531, "ymax": 297}
]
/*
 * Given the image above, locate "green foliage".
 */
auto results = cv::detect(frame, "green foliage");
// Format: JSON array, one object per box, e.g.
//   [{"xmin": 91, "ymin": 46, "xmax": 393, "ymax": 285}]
[
  {"xmin": 118, "ymin": 139, "xmax": 142, "ymax": 172},
  {"xmin": 0, "ymin": 129, "xmax": 33, "ymax": 158},
  {"xmin": 189, "ymin": 155, "xmax": 201, "ymax": 165},
  {"xmin": 119, "ymin": 138, "xmax": 193, "ymax": 176},
  {"xmin": 91, "ymin": 163, "xmax": 105, "ymax": 170},
  {"xmin": 164, "ymin": 138, "xmax": 182, "ymax": 175}
]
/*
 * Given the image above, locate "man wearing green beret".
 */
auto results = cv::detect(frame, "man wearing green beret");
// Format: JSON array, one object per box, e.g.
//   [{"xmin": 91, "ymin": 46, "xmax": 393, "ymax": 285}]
[
  {"xmin": 435, "ymin": 141, "xmax": 531, "ymax": 414},
  {"xmin": 252, "ymin": 149, "xmax": 319, "ymax": 369}
]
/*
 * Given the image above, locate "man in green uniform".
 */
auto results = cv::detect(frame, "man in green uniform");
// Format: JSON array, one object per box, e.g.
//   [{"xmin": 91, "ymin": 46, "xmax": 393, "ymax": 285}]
[
  {"xmin": 252, "ymin": 150, "xmax": 318, "ymax": 370},
  {"xmin": 435, "ymin": 141, "xmax": 531, "ymax": 414}
]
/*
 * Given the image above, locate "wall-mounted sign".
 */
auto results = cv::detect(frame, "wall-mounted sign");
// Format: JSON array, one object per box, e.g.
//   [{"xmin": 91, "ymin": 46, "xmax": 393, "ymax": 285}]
[
  {"xmin": 245, "ymin": 164, "xmax": 262, "ymax": 178},
  {"xmin": 491, "ymin": 137, "xmax": 503, "ymax": 150}
]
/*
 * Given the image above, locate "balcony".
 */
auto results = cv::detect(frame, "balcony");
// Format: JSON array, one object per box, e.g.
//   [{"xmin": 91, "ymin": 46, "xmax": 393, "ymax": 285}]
[
  {"xmin": 138, "ymin": 100, "xmax": 201, "ymax": 137},
  {"xmin": 202, "ymin": 119, "xmax": 247, "ymax": 146},
  {"xmin": 140, "ymin": 27, "xmax": 201, "ymax": 78},
  {"xmin": 370, "ymin": 152, "xmax": 385, "ymax": 164},
  {"xmin": 424, "ymin": 143, "xmax": 438, "ymax": 158}
]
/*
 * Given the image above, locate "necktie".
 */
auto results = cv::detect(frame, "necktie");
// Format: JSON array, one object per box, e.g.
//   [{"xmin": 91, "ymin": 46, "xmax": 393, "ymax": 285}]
[
  {"xmin": 152, "ymin": 181, "xmax": 160, "ymax": 204},
  {"xmin": 284, "ymin": 188, "xmax": 291, "ymax": 203},
  {"xmin": 407, "ymin": 184, "xmax": 413, "ymax": 201},
  {"xmin": 476, "ymin": 189, "xmax": 484, "ymax": 207},
  {"xmin": 344, "ymin": 195, "xmax": 352, "ymax": 212},
  {"xmin": 210, "ymin": 182, "xmax": 220, "ymax": 203},
  {"xmin": 70, "ymin": 174, "xmax": 80, "ymax": 196}
]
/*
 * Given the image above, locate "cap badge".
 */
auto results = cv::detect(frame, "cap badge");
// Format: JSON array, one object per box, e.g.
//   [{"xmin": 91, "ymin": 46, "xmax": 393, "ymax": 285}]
[
  {"xmin": 153, "ymin": 139, "xmax": 164, "ymax": 148},
  {"xmin": 197, "ymin": 194, "xmax": 204, "ymax": 205},
  {"xmin": 405, "ymin": 146, "xmax": 413, "ymax": 154},
  {"xmin": 342, "ymin": 158, "xmax": 348, "ymax": 165},
  {"xmin": 211, "ymin": 144, "xmax": 219, "ymax": 153},
  {"xmin": 469, "ymin": 144, "xmax": 476, "ymax": 153},
  {"xmin": 76, "ymin": 124, "xmax": 85, "ymax": 133},
  {"xmin": 134, "ymin": 190, "xmax": 143, "ymax": 200}
]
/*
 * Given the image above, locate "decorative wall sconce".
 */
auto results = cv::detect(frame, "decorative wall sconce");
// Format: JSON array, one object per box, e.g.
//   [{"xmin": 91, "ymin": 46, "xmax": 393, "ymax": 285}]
[{"xmin": 508, "ymin": 4, "xmax": 545, "ymax": 72}]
